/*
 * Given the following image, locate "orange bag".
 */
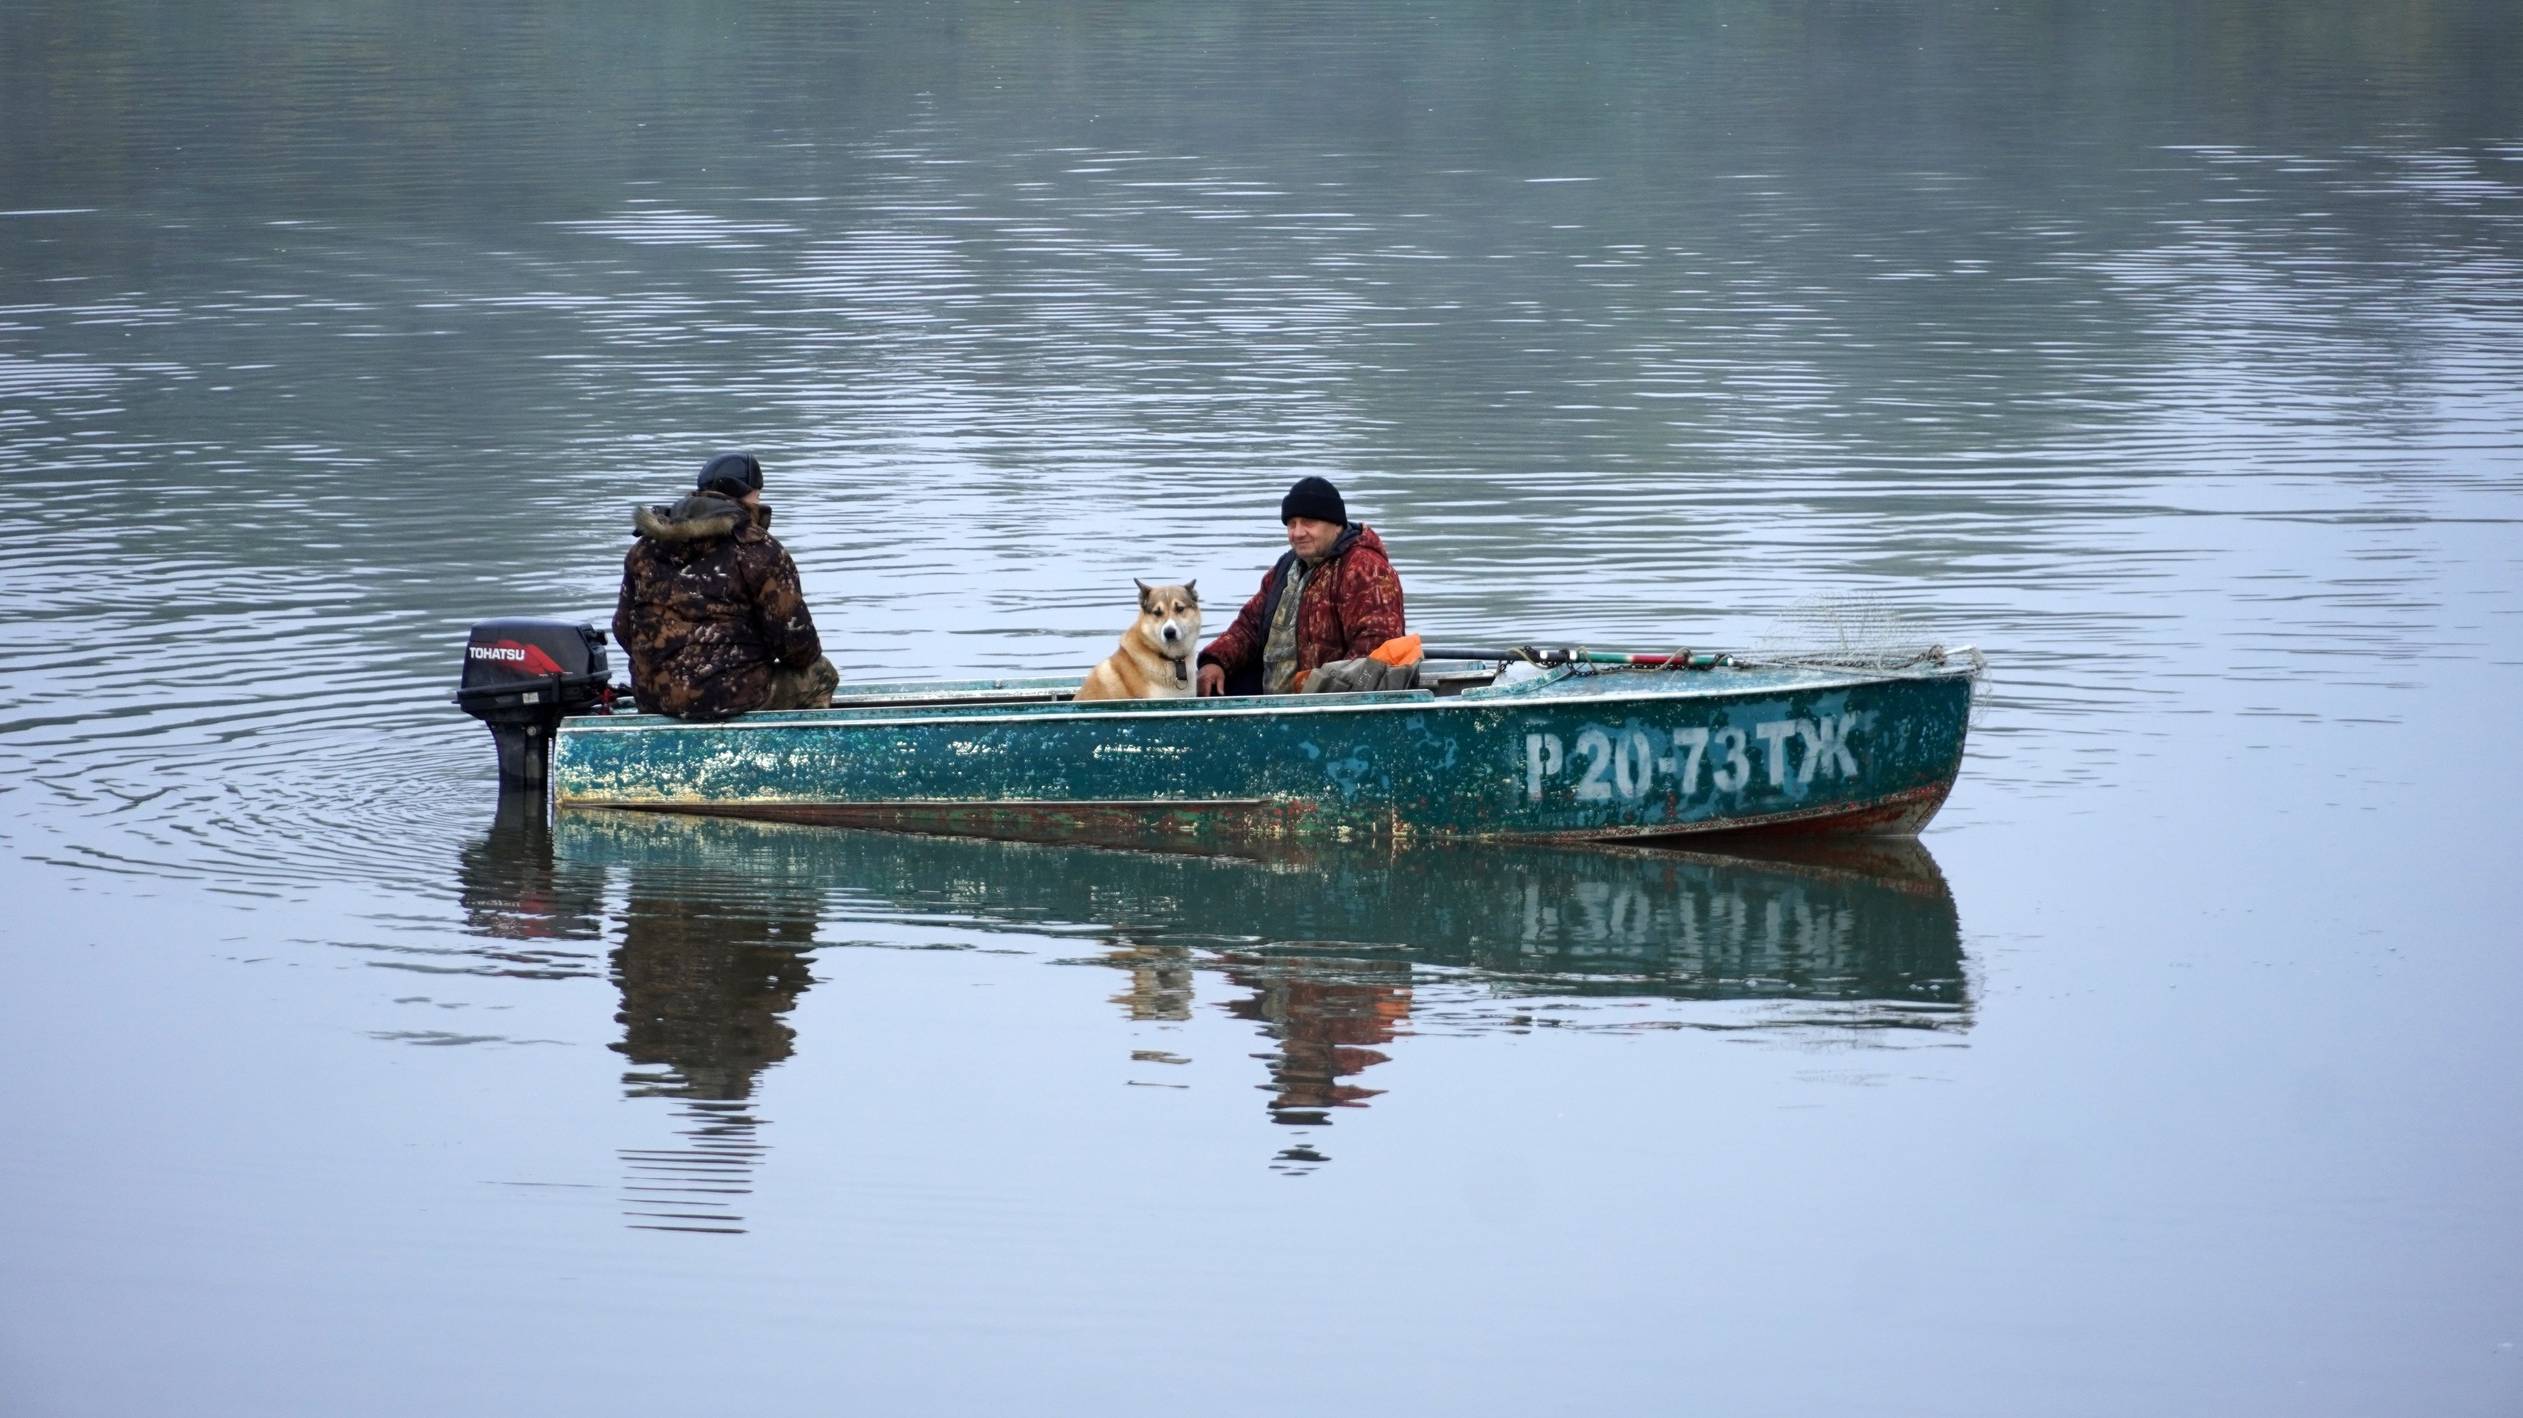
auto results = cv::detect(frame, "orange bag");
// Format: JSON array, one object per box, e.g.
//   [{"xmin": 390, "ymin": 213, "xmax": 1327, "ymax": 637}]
[{"xmin": 1369, "ymin": 634, "xmax": 1423, "ymax": 668}]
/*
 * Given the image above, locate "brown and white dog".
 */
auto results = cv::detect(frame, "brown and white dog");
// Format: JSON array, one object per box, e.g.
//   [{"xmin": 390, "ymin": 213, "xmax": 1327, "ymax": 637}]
[{"xmin": 1074, "ymin": 580, "xmax": 1201, "ymax": 701}]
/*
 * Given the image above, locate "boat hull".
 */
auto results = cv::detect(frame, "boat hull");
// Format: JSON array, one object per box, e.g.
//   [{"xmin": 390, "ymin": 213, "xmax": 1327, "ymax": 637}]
[{"xmin": 550, "ymin": 661, "xmax": 1976, "ymax": 847}]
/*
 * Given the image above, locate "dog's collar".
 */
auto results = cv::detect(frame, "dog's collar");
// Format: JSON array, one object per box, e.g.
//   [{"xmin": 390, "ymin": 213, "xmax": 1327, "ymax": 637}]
[{"xmin": 1173, "ymin": 657, "xmax": 1190, "ymax": 687}]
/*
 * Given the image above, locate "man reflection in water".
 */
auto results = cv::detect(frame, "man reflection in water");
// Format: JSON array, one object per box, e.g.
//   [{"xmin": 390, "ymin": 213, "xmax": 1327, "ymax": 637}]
[
  {"xmin": 1220, "ymin": 954, "xmax": 1413, "ymax": 1126},
  {"xmin": 1106, "ymin": 939, "xmax": 1411, "ymax": 1146},
  {"xmin": 612, "ymin": 892, "xmax": 817, "ymax": 1101},
  {"xmin": 610, "ymin": 883, "xmax": 819, "ymax": 1233}
]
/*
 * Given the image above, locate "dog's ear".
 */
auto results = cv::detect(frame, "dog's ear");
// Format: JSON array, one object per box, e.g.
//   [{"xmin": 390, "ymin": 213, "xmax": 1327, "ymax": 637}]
[
  {"xmin": 1184, "ymin": 579, "xmax": 1197, "ymax": 605},
  {"xmin": 1134, "ymin": 578, "xmax": 1154, "ymax": 609}
]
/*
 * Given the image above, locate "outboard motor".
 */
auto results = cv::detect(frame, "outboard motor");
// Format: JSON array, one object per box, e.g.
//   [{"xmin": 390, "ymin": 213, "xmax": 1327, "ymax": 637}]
[{"xmin": 454, "ymin": 619, "xmax": 613, "ymax": 787}]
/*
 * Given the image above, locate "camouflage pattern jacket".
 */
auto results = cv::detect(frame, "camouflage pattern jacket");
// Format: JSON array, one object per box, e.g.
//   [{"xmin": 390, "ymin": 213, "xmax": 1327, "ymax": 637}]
[
  {"xmin": 612, "ymin": 492, "xmax": 822, "ymax": 720},
  {"xmin": 1198, "ymin": 523, "xmax": 1406, "ymax": 695}
]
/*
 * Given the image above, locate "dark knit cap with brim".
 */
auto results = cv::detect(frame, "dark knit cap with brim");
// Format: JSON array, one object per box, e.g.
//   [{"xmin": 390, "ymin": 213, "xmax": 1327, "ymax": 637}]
[
  {"xmin": 698, "ymin": 451, "xmax": 764, "ymax": 497},
  {"xmin": 1280, "ymin": 476, "xmax": 1346, "ymax": 526}
]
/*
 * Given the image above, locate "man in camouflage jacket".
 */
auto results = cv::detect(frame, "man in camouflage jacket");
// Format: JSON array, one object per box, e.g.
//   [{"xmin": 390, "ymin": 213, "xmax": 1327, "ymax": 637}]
[
  {"xmin": 1197, "ymin": 476, "xmax": 1406, "ymax": 696},
  {"xmin": 612, "ymin": 452, "xmax": 838, "ymax": 720}
]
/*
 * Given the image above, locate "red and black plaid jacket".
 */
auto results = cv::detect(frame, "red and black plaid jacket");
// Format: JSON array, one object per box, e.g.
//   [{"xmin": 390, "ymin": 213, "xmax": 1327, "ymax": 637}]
[{"xmin": 1198, "ymin": 524, "xmax": 1405, "ymax": 694}]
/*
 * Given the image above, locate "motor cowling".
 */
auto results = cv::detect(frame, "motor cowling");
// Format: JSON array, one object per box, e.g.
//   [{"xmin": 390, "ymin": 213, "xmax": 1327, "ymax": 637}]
[{"xmin": 454, "ymin": 618, "xmax": 612, "ymax": 787}]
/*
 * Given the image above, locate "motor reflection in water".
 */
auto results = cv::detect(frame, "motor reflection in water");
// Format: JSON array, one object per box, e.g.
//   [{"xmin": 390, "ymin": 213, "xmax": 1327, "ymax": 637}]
[
  {"xmin": 452, "ymin": 790, "xmax": 608, "ymax": 975},
  {"xmin": 544, "ymin": 808, "xmax": 1969, "ymax": 1177},
  {"xmin": 458, "ymin": 792, "xmax": 821, "ymax": 1233}
]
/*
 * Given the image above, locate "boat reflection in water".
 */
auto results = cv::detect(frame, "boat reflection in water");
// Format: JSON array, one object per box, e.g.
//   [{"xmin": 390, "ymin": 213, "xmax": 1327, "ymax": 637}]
[
  {"xmin": 457, "ymin": 792, "xmax": 820, "ymax": 1233},
  {"xmin": 545, "ymin": 808, "xmax": 1968, "ymax": 1174}
]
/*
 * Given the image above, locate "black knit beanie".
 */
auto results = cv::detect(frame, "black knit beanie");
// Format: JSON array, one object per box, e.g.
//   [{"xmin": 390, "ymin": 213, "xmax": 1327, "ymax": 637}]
[
  {"xmin": 1280, "ymin": 476, "xmax": 1346, "ymax": 526},
  {"xmin": 697, "ymin": 451, "xmax": 764, "ymax": 498}
]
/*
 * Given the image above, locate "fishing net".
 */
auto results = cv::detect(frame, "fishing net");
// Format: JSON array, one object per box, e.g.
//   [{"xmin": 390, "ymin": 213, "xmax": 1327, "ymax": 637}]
[
  {"xmin": 1745, "ymin": 595, "xmax": 1922, "ymax": 668},
  {"xmin": 1739, "ymin": 595, "xmax": 1991, "ymax": 728}
]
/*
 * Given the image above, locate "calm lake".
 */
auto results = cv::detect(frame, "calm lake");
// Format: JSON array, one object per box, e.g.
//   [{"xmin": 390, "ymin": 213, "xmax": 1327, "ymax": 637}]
[{"xmin": 3, "ymin": 2, "xmax": 2520, "ymax": 1413}]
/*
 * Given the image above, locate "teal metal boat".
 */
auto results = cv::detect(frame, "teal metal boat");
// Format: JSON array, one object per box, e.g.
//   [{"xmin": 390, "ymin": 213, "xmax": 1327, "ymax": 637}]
[{"xmin": 547, "ymin": 648, "xmax": 1980, "ymax": 848}]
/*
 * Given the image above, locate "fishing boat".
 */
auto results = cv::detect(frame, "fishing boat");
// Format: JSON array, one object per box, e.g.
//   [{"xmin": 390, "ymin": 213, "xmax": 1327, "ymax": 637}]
[{"xmin": 457, "ymin": 622, "xmax": 1980, "ymax": 848}]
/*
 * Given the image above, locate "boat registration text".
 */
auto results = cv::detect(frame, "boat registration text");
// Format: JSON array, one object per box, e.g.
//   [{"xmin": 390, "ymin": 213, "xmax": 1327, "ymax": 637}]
[{"xmin": 1525, "ymin": 715, "xmax": 1864, "ymax": 803}]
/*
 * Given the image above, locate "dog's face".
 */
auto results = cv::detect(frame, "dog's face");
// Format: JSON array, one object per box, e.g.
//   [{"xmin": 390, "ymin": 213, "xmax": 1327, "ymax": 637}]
[{"xmin": 1132, "ymin": 579, "xmax": 1201, "ymax": 654}]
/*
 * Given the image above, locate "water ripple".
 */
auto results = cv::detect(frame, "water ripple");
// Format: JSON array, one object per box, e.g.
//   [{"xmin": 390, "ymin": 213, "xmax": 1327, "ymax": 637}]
[{"xmin": 2, "ymin": 120, "xmax": 2518, "ymax": 886}]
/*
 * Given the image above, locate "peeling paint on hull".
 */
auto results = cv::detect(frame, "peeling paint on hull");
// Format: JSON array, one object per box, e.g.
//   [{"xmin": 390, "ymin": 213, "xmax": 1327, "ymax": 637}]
[{"xmin": 551, "ymin": 660, "xmax": 1977, "ymax": 848}]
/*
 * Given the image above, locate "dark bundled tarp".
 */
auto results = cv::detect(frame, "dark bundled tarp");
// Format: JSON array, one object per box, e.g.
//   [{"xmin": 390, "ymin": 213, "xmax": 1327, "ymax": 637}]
[{"xmin": 1301, "ymin": 656, "xmax": 1418, "ymax": 694}]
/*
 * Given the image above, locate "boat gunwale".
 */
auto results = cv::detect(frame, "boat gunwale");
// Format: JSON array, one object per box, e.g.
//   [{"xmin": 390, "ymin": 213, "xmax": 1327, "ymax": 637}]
[{"xmin": 558, "ymin": 662, "xmax": 1979, "ymax": 737}]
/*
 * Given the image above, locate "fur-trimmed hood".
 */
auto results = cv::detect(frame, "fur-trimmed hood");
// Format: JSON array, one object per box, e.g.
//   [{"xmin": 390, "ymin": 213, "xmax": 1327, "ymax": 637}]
[{"xmin": 631, "ymin": 492, "xmax": 774, "ymax": 544}]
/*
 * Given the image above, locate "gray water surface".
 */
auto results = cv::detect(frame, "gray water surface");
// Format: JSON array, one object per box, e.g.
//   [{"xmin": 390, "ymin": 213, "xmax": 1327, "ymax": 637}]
[{"xmin": 3, "ymin": 4, "xmax": 2520, "ymax": 1414}]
